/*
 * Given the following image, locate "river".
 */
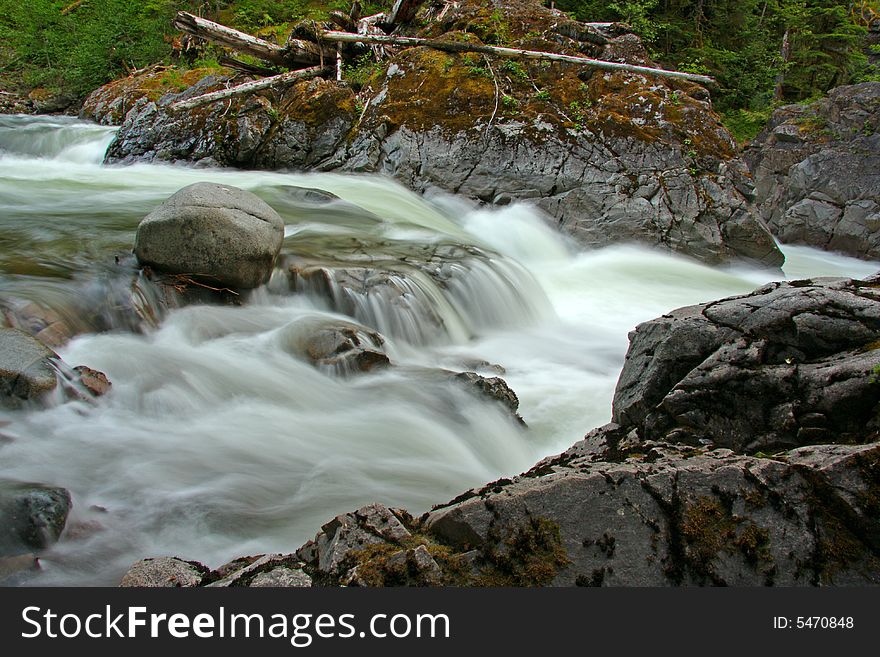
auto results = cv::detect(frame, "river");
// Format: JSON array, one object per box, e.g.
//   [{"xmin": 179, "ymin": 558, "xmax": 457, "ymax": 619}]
[{"xmin": 1, "ymin": 114, "xmax": 877, "ymax": 585}]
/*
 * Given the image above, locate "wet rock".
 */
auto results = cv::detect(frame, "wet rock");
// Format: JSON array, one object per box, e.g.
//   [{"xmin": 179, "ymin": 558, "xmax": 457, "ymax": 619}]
[
  {"xmin": 424, "ymin": 434, "xmax": 880, "ymax": 585},
  {"xmin": 0, "ymin": 554, "xmax": 39, "ymax": 584},
  {"xmin": 205, "ymin": 554, "xmax": 311, "ymax": 587},
  {"xmin": 120, "ymin": 556, "xmax": 208, "ymax": 587},
  {"xmin": 612, "ymin": 277, "xmax": 880, "ymax": 452},
  {"xmin": 0, "ymin": 328, "xmax": 58, "ymax": 406},
  {"xmin": 745, "ymin": 82, "xmax": 880, "ymax": 259},
  {"xmin": 72, "ymin": 366, "xmax": 112, "ymax": 397},
  {"xmin": 296, "ymin": 503, "xmax": 413, "ymax": 583},
  {"xmin": 0, "ymin": 299, "xmax": 73, "ymax": 348},
  {"xmin": 134, "ymin": 182, "xmax": 285, "ymax": 290},
  {"xmin": 0, "ymin": 480, "xmax": 71, "ymax": 556},
  {"xmin": 453, "ymin": 371, "xmax": 524, "ymax": 424},
  {"xmin": 298, "ymin": 321, "xmax": 390, "ymax": 374}
]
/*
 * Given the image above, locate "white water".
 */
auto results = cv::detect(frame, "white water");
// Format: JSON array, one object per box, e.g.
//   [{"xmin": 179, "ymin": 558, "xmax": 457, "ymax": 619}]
[{"xmin": 1, "ymin": 115, "xmax": 877, "ymax": 585}]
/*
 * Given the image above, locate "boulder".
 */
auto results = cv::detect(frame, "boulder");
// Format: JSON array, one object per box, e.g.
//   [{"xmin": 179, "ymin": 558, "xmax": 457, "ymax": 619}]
[
  {"xmin": 120, "ymin": 556, "xmax": 208, "ymax": 587},
  {"xmin": 134, "ymin": 182, "xmax": 285, "ymax": 289},
  {"xmin": 612, "ymin": 277, "xmax": 880, "ymax": 452},
  {"xmin": 745, "ymin": 82, "xmax": 880, "ymax": 258},
  {"xmin": 0, "ymin": 480, "xmax": 71, "ymax": 556},
  {"xmin": 423, "ymin": 429, "xmax": 880, "ymax": 586},
  {"xmin": 0, "ymin": 328, "xmax": 58, "ymax": 406}
]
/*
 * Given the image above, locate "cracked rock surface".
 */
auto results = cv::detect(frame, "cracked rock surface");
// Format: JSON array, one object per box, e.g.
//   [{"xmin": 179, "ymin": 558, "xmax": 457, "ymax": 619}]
[
  {"xmin": 613, "ymin": 277, "xmax": 880, "ymax": 452},
  {"xmin": 745, "ymin": 82, "xmax": 880, "ymax": 259}
]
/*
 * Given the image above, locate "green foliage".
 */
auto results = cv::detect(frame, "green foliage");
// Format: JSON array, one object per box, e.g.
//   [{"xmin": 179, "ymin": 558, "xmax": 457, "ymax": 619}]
[
  {"xmin": 0, "ymin": 0, "xmax": 178, "ymax": 96},
  {"xmin": 0, "ymin": 1, "xmax": 392, "ymax": 98},
  {"xmin": 721, "ymin": 107, "xmax": 775, "ymax": 144},
  {"xmin": 500, "ymin": 59, "xmax": 529, "ymax": 80},
  {"xmin": 343, "ymin": 52, "xmax": 382, "ymax": 88},
  {"xmin": 555, "ymin": 0, "xmax": 876, "ymax": 114}
]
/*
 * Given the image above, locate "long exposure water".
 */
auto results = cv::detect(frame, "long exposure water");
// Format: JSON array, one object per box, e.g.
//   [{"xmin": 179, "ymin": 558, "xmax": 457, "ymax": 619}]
[{"xmin": 1, "ymin": 114, "xmax": 877, "ymax": 585}]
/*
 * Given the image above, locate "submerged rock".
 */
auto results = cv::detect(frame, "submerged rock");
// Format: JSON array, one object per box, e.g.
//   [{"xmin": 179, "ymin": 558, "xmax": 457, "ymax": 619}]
[
  {"xmin": 134, "ymin": 182, "xmax": 285, "ymax": 290},
  {"xmin": 278, "ymin": 317, "xmax": 391, "ymax": 375},
  {"xmin": 0, "ymin": 328, "xmax": 58, "ymax": 406},
  {"xmin": 0, "ymin": 480, "xmax": 71, "ymax": 557},
  {"xmin": 745, "ymin": 82, "xmax": 880, "ymax": 259},
  {"xmin": 613, "ymin": 277, "xmax": 880, "ymax": 452}
]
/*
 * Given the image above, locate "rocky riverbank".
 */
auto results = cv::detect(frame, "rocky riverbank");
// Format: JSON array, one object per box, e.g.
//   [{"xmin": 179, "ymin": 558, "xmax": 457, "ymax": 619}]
[
  {"xmin": 119, "ymin": 275, "xmax": 880, "ymax": 586},
  {"xmin": 88, "ymin": 0, "xmax": 782, "ymax": 269},
  {"xmin": 745, "ymin": 82, "xmax": 880, "ymax": 260}
]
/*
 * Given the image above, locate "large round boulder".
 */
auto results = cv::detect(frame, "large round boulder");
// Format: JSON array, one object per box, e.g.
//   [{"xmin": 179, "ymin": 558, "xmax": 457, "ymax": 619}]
[{"xmin": 134, "ymin": 182, "xmax": 285, "ymax": 289}]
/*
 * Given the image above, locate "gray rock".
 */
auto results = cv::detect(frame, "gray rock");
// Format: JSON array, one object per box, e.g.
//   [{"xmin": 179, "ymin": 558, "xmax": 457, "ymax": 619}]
[
  {"xmin": 453, "ymin": 371, "xmax": 524, "ymax": 424},
  {"xmin": 423, "ymin": 434, "xmax": 880, "ymax": 586},
  {"xmin": 296, "ymin": 503, "xmax": 412, "ymax": 583},
  {"xmin": 249, "ymin": 566, "xmax": 312, "ymax": 587},
  {"xmin": 279, "ymin": 318, "xmax": 390, "ymax": 375},
  {"xmin": 0, "ymin": 328, "xmax": 58, "ymax": 405},
  {"xmin": 120, "ymin": 556, "xmax": 207, "ymax": 587},
  {"xmin": 206, "ymin": 554, "xmax": 311, "ymax": 587},
  {"xmin": 134, "ymin": 182, "xmax": 285, "ymax": 289},
  {"xmin": 745, "ymin": 82, "xmax": 880, "ymax": 258},
  {"xmin": 612, "ymin": 277, "xmax": 880, "ymax": 452},
  {"xmin": 0, "ymin": 480, "xmax": 71, "ymax": 556}
]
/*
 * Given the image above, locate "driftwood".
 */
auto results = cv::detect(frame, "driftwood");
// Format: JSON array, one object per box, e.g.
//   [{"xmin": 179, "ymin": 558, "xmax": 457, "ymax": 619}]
[
  {"xmin": 169, "ymin": 65, "xmax": 331, "ymax": 111},
  {"xmin": 317, "ymin": 31, "xmax": 715, "ymax": 84},
  {"xmin": 173, "ymin": 11, "xmax": 329, "ymax": 67}
]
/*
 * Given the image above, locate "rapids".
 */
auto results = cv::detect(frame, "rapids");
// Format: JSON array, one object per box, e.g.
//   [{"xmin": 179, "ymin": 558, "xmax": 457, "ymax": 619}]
[{"xmin": 1, "ymin": 114, "xmax": 877, "ymax": 585}]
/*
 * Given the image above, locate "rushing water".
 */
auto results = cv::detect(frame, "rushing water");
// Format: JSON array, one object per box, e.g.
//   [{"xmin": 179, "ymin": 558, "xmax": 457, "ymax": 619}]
[{"xmin": 1, "ymin": 114, "xmax": 878, "ymax": 586}]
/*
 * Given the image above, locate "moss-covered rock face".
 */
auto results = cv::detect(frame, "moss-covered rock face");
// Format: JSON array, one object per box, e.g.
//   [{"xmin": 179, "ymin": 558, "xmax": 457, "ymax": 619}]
[
  {"xmin": 80, "ymin": 66, "xmax": 227, "ymax": 125},
  {"xmin": 100, "ymin": 0, "xmax": 781, "ymax": 267}
]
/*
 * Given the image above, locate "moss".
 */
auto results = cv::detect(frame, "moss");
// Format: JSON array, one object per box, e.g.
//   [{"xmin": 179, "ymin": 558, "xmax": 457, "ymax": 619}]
[
  {"xmin": 472, "ymin": 516, "xmax": 570, "ymax": 587},
  {"xmin": 680, "ymin": 495, "xmax": 774, "ymax": 582},
  {"xmin": 278, "ymin": 77, "xmax": 356, "ymax": 129},
  {"xmin": 369, "ymin": 46, "xmax": 497, "ymax": 133},
  {"xmin": 345, "ymin": 533, "xmax": 471, "ymax": 587}
]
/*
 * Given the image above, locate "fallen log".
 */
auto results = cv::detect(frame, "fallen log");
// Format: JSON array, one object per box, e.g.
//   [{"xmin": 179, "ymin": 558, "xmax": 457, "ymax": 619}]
[
  {"xmin": 169, "ymin": 65, "xmax": 332, "ymax": 111},
  {"xmin": 218, "ymin": 56, "xmax": 278, "ymax": 77},
  {"xmin": 317, "ymin": 30, "xmax": 715, "ymax": 84},
  {"xmin": 173, "ymin": 11, "xmax": 329, "ymax": 67}
]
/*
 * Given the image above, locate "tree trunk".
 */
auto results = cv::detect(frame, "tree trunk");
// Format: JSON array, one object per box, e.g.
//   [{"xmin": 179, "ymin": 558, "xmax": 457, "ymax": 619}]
[
  {"xmin": 169, "ymin": 65, "xmax": 332, "ymax": 111},
  {"xmin": 773, "ymin": 29, "xmax": 791, "ymax": 102},
  {"xmin": 316, "ymin": 30, "xmax": 716, "ymax": 84},
  {"xmin": 384, "ymin": 0, "xmax": 423, "ymax": 30},
  {"xmin": 173, "ymin": 11, "xmax": 330, "ymax": 67}
]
